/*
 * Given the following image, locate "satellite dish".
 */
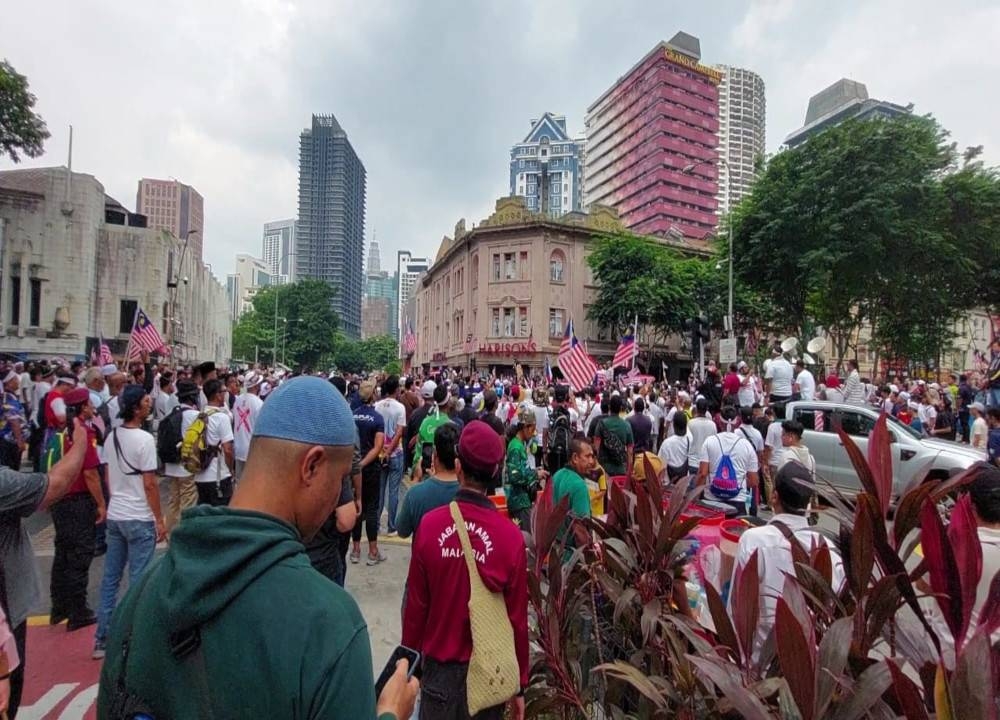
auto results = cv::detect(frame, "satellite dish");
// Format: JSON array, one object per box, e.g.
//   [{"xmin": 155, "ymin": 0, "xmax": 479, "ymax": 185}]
[
  {"xmin": 781, "ymin": 337, "xmax": 799, "ymax": 353},
  {"xmin": 806, "ymin": 337, "xmax": 826, "ymax": 354},
  {"xmin": 802, "ymin": 353, "xmax": 816, "ymax": 365}
]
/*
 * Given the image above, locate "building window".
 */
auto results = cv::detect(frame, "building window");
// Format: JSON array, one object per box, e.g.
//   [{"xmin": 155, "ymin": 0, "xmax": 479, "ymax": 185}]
[
  {"xmin": 549, "ymin": 250, "xmax": 565, "ymax": 282},
  {"xmin": 492, "ymin": 254, "xmax": 501, "ymax": 282},
  {"xmin": 503, "ymin": 307, "xmax": 515, "ymax": 337},
  {"xmin": 519, "ymin": 251, "xmax": 528, "ymax": 279},
  {"xmin": 119, "ymin": 299, "xmax": 138, "ymax": 335},
  {"xmin": 29, "ymin": 279, "xmax": 42, "ymax": 327},
  {"xmin": 518, "ymin": 306, "xmax": 529, "ymax": 337},
  {"xmin": 519, "ymin": 159, "xmax": 524, "ymax": 168},
  {"xmin": 472, "ymin": 255, "xmax": 479, "ymax": 289},
  {"xmin": 503, "ymin": 253, "xmax": 516, "ymax": 280},
  {"xmin": 549, "ymin": 308, "xmax": 564, "ymax": 337},
  {"xmin": 491, "ymin": 308, "xmax": 501, "ymax": 337},
  {"xmin": 9, "ymin": 276, "xmax": 20, "ymax": 326}
]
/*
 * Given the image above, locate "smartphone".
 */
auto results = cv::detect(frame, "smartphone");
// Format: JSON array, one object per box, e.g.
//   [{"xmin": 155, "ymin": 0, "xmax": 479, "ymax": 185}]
[{"xmin": 374, "ymin": 645, "xmax": 421, "ymax": 697}]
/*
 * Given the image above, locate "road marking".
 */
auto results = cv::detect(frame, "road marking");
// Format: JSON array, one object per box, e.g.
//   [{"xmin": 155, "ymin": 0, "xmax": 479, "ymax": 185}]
[
  {"xmin": 58, "ymin": 683, "xmax": 99, "ymax": 719},
  {"xmin": 18, "ymin": 683, "xmax": 77, "ymax": 719}
]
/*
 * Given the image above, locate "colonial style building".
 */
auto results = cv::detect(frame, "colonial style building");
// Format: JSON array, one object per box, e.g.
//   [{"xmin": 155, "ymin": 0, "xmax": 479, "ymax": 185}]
[{"xmin": 410, "ymin": 196, "xmax": 705, "ymax": 377}]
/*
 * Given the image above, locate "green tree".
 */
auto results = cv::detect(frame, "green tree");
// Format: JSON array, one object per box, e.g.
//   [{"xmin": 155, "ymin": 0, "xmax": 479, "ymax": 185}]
[
  {"xmin": 231, "ymin": 279, "xmax": 339, "ymax": 367},
  {"xmin": 0, "ymin": 60, "xmax": 49, "ymax": 163},
  {"xmin": 331, "ymin": 334, "xmax": 400, "ymax": 374}
]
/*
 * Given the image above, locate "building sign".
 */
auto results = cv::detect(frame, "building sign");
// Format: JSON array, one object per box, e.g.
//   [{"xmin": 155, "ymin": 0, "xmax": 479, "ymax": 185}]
[
  {"xmin": 432, "ymin": 352, "xmax": 448, "ymax": 363},
  {"xmin": 476, "ymin": 340, "xmax": 538, "ymax": 356},
  {"xmin": 664, "ymin": 49, "xmax": 723, "ymax": 84}
]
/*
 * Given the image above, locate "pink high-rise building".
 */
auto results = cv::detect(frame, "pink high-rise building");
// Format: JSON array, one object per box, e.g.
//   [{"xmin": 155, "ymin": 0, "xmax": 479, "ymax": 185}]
[
  {"xmin": 584, "ymin": 32, "xmax": 720, "ymax": 241},
  {"xmin": 135, "ymin": 178, "xmax": 204, "ymax": 259}
]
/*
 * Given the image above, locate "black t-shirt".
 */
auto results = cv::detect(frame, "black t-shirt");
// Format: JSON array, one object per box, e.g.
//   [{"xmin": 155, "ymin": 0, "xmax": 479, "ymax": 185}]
[
  {"xmin": 935, "ymin": 409, "xmax": 957, "ymax": 441},
  {"xmin": 627, "ymin": 413, "xmax": 653, "ymax": 453},
  {"xmin": 353, "ymin": 403, "xmax": 384, "ymax": 457},
  {"xmin": 479, "ymin": 411, "xmax": 505, "ymax": 436},
  {"xmin": 305, "ymin": 446, "xmax": 359, "ymax": 581}
]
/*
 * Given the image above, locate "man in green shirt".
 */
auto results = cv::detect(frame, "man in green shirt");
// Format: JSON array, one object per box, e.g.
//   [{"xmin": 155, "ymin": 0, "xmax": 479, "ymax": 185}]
[
  {"xmin": 396, "ymin": 423, "xmax": 461, "ymax": 539},
  {"xmin": 552, "ymin": 438, "xmax": 598, "ymax": 519},
  {"xmin": 594, "ymin": 395, "xmax": 634, "ymax": 478},
  {"xmin": 506, "ymin": 406, "xmax": 548, "ymax": 528},
  {"xmin": 97, "ymin": 377, "xmax": 417, "ymax": 720}
]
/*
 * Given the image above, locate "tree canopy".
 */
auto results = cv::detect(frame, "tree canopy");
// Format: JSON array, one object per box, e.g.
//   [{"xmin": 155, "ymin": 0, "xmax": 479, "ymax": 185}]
[
  {"xmin": 332, "ymin": 334, "xmax": 400, "ymax": 375},
  {"xmin": 730, "ymin": 114, "xmax": 1000, "ymax": 370},
  {"xmin": 0, "ymin": 60, "xmax": 49, "ymax": 163}
]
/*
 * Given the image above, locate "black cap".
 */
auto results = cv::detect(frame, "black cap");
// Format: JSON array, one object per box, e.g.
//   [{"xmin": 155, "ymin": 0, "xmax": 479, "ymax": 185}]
[{"xmin": 176, "ymin": 380, "xmax": 200, "ymax": 402}]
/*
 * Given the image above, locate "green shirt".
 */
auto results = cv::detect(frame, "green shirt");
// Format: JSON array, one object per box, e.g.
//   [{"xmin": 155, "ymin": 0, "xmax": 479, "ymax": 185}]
[
  {"xmin": 504, "ymin": 436, "xmax": 539, "ymax": 514},
  {"xmin": 597, "ymin": 415, "xmax": 633, "ymax": 477},
  {"xmin": 552, "ymin": 466, "xmax": 592, "ymax": 519},
  {"xmin": 395, "ymin": 475, "xmax": 460, "ymax": 539}
]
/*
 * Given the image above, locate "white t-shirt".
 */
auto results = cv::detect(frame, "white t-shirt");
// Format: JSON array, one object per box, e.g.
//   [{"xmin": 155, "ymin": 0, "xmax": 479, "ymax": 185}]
[
  {"xmin": 663, "ymin": 406, "xmax": 678, "ymax": 438},
  {"xmin": 647, "ymin": 402, "xmax": 664, "ymax": 439},
  {"xmin": 699, "ymin": 432, "xmax": 759, "ymax": 504},
  {"xmin": 795, "ymin": 370, "xmax": 816, "ymax": 401},
  {"xmin": 31, "ymin": 380, "xmax": 51, "ymax": 421},
  {"xmin": 737, "ymin": 374, "xmax": 757, "ymax": 408},
  {"xmin": 764, "ymin": 421, "xmax": 784, "ymax": 467},
  {"xmin": 737, "ymin": 424, "xmax": 765, "ymax": 454},
  {"xmin": 658, "ymin": 431, "xmax": 692, "ymax": 469},
  {"xmin": 232, "ymin": 393, "xmax": 264, "ymax": 462},
  {"xmin": 825, "ymin": 387, "xmax": 845, "ymax": 404},
  {"xmin": 531, "ymin": 404, "xmax": 550, "ymax": 447},
  {"xmin": 777, "ymin": 444, "xmax": 816, "ymax": 475},
  {"xmin": 194, "ymin": 409, "xmax": 234, "ymax": 484},
  {"xmin": 106, "ymin": 396, "xmax": 124, "ymax": 430},
  {"xmin": 375, "ymin": 397, "xmax": 407, "ymax": 457},
  {"xmin": 19, "ymin": 372, "xmax": 32, "ymax": 407},
  {"xmin": 918, "ymin": 403, "xmax": 937, "ymax": 433},
  {"xmin": 106, "ymin": 426, "xmax": 158, "ymax": 522},
  {"xmin": 972, "ymin": 417, "xmax": 989, "ymax": 451},
  {"xmin": 153, "ymin": 391, "xmax": 178, "ymax": 432},
  {"xmin": 164, "ymin": 407, "xmax": 200, "ymax": 478},
  {"xmin": 765, "ymin": 358, "xmax": 794, "ymax": 397},
  {"xmin": 687, "ymin": 416, "xmax": 718, "ymax": 469}
]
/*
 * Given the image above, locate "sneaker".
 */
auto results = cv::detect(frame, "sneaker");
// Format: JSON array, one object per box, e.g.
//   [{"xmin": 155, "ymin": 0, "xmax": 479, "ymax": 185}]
[
  {"xmin": 386, "ymin": 530, "xmax": 398, "ymax": 538},
  {"xmin": 367, "ymin": 550, "xmax": 387, "ymax": 566},
  {"xmin": 92, "ymin": 643, "xmax": 106, "ymax": 660},
  {"xmin": 349, "ymin": 547, "xmax": 361, "ymax": 564},
  {"xmin": 67, "ymin": 611, "xmax": 97, "ymax": 632}
]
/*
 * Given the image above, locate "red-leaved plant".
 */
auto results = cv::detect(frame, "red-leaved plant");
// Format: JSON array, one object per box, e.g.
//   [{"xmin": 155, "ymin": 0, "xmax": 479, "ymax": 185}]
[{"xmin": 524, "ymin": 415, "xmax": 1000, "ymax": 718}]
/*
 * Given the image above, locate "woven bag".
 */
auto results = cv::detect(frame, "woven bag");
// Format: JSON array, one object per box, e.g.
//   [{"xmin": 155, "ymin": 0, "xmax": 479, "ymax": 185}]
[{"xmin": 449, "ymin": 501, "xmax": 520, "ymax": 715}]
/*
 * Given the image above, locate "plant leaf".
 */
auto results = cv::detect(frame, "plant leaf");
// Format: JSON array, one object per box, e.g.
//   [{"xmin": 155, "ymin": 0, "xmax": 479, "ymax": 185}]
[
  {"xmin": 863, "ymin": 575, "xmax": 904, "ymax": 651},
  {"xmin": 951, "ymin": 631, "xmax": 998, "ymax": 720},
  {"xmin": 886, "ymin": 659, "xmax": 931, "ymax": 720},
  {"xmin": 642, "ymin": 451, "xmax": 663, "ymax": 512},
  {"xmin": 945, "ymin": 494, "xmax": 983, "ymax": 651},
  {"xmin": 919, "ymin": 497, "xmax": 964, "ymax": 642},
  {"xmin": 640, "ymin": 597, "xmax": 661, "ymax": 646},
  {"xmin": 933, "ymin": 662, "xmax": 953, "ymax": 720},
  {"xmin": 612, "ymin": 587, "xmax": 637, "ymax": 625},
  {"xmin": 866, "ymin": 413, "xmax": 893, "ymax": 517},
  {"xmin": 775, "ymin": 594, "xmax": 817, "ymax": 720},
  {"xmin": 703, "ymin": 577, "xmax": 741, "ymax": 664},
  {"xmin": 830, "ymin": 661, "xmax": 891, "ymax": 720},
  {"xmin": 892, "ymin": 477, "xmax": 936, "ymax": 549},
  {"xmin": 685, "ymin": 655, "xmax": 774, "ymax": 720},
  {"xmin": 837, "ymin": 427, "xmax": 881, "ymax": 510},
  {"xmin": 848, "ymin": 492, "xmax": 877, "ymax": 599},
  {"xmin": 817, "ymin": 616, "xmax": 853, "ymax": 715},
  {"xmin": 976, "ymin": 568, "xmax": 1000, "ymax": 636},
  {"xmin": 595, "ymin": 661, "xmax": 667, "ymax": 710},
  {"xmin": 733, "ymin": 549, "xmax": 761, "ymax": 664}
]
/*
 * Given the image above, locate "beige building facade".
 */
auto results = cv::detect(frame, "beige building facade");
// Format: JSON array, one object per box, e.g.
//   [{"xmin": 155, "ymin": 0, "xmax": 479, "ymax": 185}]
[
  {"xmin": 0, "ymin": 167, "xmax": 230, "ymax": 364},
  {"xmin": 411, "ymin": 196, "xmax": 703, "ymax": 376}
]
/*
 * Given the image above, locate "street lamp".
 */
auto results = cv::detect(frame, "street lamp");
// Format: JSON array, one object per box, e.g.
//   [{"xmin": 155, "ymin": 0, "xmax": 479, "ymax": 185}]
[
  {"xmin": 167, "ymin": 230, "xmax": 199, "ymax": 362},
  {"xmin": 682, "ymin": 158, "xmax": 734, "ymax": 338}
]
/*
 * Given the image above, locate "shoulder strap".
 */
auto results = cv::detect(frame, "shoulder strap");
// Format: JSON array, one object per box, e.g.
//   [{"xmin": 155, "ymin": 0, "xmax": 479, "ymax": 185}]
[
  {"xmin": 112, "ymin": 428, "xmax": 144, "ymax": 476},
  {"xmin": 771, "ymin": 519, "xmax": 822, "ymax": 566},
  {"xmin": 449, "ymin": 501, "xmax": 483, "ymax": 592}
]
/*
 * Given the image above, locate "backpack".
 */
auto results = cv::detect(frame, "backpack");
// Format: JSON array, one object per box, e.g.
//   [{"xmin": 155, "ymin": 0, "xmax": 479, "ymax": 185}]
[
  {"xmin": 546, "ymin": 408, "xmax": 572, "ymax": 474},
  {"xmin": 95, "ymin": 401, "xmax": 112, "ymax": 446},
  {"xmin": 599, "ymin": 419, "xmax": 627, "ymax": 467},
  {"xmin": 157, "ymin": 405, "xmax": 186, "ymax": 464},
  {"xmin": 709, "ymin": 435, "xmax": 743, "ymax": 500},
  {"xmin": 35, "ymin": 392, "xmax": 49, "ymax": 432},
  {"xmin": 180, "ymin": 408, "xmax": 219, "ymax": 475},
  {"xmin": 417, "ymin": 410, "xmax": 451, "ymax": 471}
]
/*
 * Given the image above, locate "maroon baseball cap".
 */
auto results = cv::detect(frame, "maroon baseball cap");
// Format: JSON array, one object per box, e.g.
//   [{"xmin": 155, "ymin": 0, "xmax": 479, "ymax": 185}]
[
  {"xmin": 458, "ymin": 420, "xmax": 505, "ymax": 476},
  {"xmin": 64, "ymin": 387, "xmax": 91, "ymax": 406}
]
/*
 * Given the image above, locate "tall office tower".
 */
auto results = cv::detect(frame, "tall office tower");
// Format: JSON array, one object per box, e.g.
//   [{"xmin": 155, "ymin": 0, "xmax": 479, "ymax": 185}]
[
  {"xmin": 714, "ymin": 65, "xmax": 766, "ymax": 215},
  {"xmin": 509, "ymin": 113, "xmax": 584, "ymax": 215},
  {"xmin": 784, "ymin": 79, "xmax": 911, "ymax": 148},
  {"xmin": 584, "ymin": 32, "xmax": 721, "ymax": 240},
  {"xmin": 396, "ymin": 250, "xmax": 430, "ymax": 342},
  {"xmin": 296, "ymin": 114, "xmax": 367, "ymax": 338},
  {"xmin": 136, "ymin": 178, "xmax": 205, "ymax": 259},
  {"xmin": 262, "ymin": 219, "xmax": 297, "ymax": 284}
]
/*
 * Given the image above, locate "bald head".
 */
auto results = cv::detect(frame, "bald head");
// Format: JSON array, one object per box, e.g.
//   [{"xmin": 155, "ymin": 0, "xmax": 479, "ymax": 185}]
[{"xmin": 108, "ymin": 372, "xmax": 127, "ymax": 395}]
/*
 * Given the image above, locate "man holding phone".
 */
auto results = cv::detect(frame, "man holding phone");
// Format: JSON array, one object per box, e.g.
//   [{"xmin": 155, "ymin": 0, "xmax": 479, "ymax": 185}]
[{"xmin": 96, "ymin": 377, "xmax": 418, "ymax": 720}]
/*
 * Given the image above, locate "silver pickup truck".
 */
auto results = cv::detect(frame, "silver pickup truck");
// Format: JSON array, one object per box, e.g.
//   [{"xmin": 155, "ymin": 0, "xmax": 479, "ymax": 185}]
[{"xmin": 782, "ymin": 400, "xmax": 984, "ymax": 499}]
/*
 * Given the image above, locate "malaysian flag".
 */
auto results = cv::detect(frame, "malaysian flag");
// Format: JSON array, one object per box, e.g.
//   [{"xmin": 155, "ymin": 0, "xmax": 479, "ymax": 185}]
[
  {"xmin": 557, "ymin": 319, "xmax": 597, "ymax": 391},
  {"xmin": 402, "ymin": 320, "xmax": 417, "ymax": 356},
  {"xmin": 98, "ymin": 336, "xmax": 114, "ymax": 365},
  {"xmin": 544, "ymin": 355, "xmax": 553, "ymax": 383},
  {"xmin": 127, "ymin": 307, "xmax": 167, "ymax": 360}
]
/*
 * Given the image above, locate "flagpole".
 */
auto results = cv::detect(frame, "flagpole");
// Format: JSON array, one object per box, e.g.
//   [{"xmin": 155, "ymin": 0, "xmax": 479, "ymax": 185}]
[
  {"xmin": 122, "ymin": 305, "xmax": 140, "ymax": 369},
  {"xmin": 631, "ymin": 314, "xmax": 638, "ymax": 370}
]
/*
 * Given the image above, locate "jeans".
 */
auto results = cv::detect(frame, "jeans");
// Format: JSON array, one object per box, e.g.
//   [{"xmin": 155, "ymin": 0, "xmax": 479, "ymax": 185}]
[
  {"xmin": 49, "ymin": 493, "xmax": 97, "ymax": 618},
  {"xmin": 95, "ymin": 519, "xmax": 157, "ymax": 644},
  {"xmin": 352, "ymin": 465, "xmax": 381, "ymax": 543},
  {"xmin": 989, "ymin": 387, "xmax": 1000, "ymax": 409},
  {"xmin": 379, "ymin": 453, "xmax": 404, "ymax": 533},
  {"xmin": 419, "ymin": 657, "xmax": 505, "ymax": 720}
]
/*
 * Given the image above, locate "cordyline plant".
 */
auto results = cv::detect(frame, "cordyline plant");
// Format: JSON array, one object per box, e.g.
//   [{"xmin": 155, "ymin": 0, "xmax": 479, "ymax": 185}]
[{"xmin": 524, "ymin": 415, "xmax": 1000, "ymax": 719}]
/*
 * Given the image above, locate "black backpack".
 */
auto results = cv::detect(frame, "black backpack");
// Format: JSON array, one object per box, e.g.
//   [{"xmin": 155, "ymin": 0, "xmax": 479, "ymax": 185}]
[
  {"xmin": 157, "ymin": 405, "xmax": 185, "ymax": 464},
  {"xmin": 546, "ymin": 408, "xmax": 572, "ymax": 474}
]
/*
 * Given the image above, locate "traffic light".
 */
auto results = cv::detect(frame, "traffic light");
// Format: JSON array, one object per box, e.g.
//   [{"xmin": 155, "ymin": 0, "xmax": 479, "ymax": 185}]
[{"xmin": 697, "ymin": 313, "xmax": 710, "ymax": 342}]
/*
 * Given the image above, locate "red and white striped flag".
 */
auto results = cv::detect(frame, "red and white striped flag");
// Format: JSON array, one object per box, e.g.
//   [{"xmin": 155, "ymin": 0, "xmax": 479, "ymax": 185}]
[
  {"xmin": 557, "ymin": 319, "xmax": 597, "ymax": 391},
  {"xmin": 464, "ymin": 333, "xmax": 474, "ymax": 353},
  {"xmin": 744, "ymin": 329, "xmax": 758, "ymax": 357},
  {"xmin": 402, "ymin": 320, "xmax": 417, "ymax": 356},
  {"xmin": 98, "ymin": 336, "xmax": 114, "ymax": 365},
  {"xmin": 612, "ymin": 333, "xmax": 637, "ymax": 369},
  {"xmin": 127, "ymin": 307, "xmax": 167, "ymax": 360}
]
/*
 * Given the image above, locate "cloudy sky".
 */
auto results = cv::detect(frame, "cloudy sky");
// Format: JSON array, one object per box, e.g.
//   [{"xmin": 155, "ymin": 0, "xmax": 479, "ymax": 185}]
[{"xmin": 4, "ymin": 0, "xmax": 998, "ymax": 281}]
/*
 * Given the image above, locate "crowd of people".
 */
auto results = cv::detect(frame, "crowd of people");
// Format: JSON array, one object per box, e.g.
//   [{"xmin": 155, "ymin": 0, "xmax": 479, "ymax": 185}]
[{"xmin": 0, "ymin": 338, "xmax": 997, "ymax": 718}]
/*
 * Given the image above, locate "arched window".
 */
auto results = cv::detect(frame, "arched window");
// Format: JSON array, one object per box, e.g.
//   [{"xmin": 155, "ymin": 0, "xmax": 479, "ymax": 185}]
[
  {"xmin": 549, "ymin": 250, "xmax": 565, "ymax": 283},
  {"xmin": 471, "ymin": 255, "xmax": 479, "ymax": 289}
]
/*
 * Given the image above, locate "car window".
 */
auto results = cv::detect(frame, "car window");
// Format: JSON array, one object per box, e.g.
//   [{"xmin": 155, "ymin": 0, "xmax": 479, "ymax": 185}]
[
  {"xmin": 840, "ymin": 411, "xmax": 876, "ymax": 437},
  {"xmin": 793, "ymin": 407, "xmax": 836, "ymax": 432},
  {"xmin": 886, "ymin": 412, "xmax": 922, "ymax": 440}
]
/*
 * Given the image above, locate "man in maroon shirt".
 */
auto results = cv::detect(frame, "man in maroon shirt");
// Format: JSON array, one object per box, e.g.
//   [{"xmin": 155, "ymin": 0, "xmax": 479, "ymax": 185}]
[
  {"xmin": 722, "ymin": 362, "xmax": 741, "ymax": 401},
  {"xmin": 47, "ymin": 387, "xmax": 104, "ymax": 630},
  {"xmin": 402, "ymin": 420, "xmax": 528, "ymax": 720}
]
